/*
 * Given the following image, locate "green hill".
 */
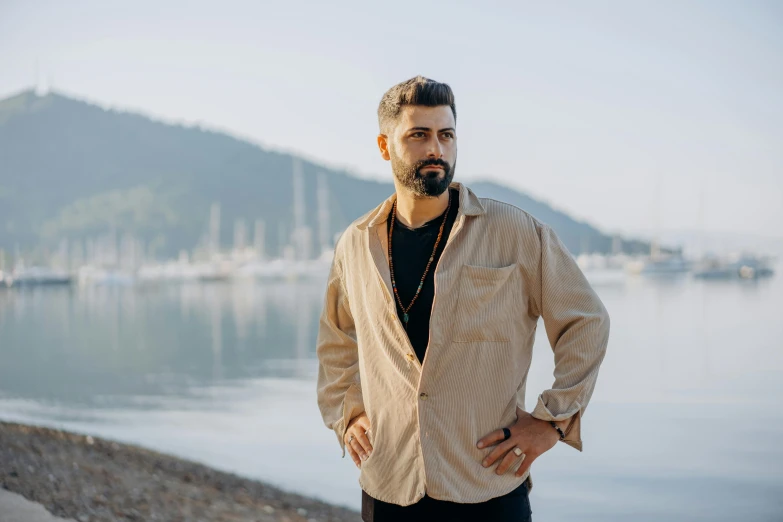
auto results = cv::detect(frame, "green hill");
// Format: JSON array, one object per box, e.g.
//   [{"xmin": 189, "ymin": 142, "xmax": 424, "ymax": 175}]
[{"xmin": 0, "ymin": 89, "xmax": 649, "ymax": 260}]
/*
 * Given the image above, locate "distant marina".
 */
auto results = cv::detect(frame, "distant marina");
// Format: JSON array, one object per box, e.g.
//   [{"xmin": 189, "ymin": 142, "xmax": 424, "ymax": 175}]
[
  {"xmin": 576, "ymin": 234, "xmax": 776, "ymax": 284},
  {"xmin": 0, "ymin": 156, "xmax": 776, "ymax": 289},
  {"xmin": 0, "ymin": 158, "xmax": 337, "ymax": 288},
  {"xmin": 2, "ymin": 242, "xmax": 775, "ymax": 291}
]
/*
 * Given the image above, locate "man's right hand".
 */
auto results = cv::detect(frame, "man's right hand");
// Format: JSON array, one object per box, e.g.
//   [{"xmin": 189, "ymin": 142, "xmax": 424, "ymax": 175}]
[{"xmin": 344, "ymin": 412, "xmax": 373, "ymax": 468}]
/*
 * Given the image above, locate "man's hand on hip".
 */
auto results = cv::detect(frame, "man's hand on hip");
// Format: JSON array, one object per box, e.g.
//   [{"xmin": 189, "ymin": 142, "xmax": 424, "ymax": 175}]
[
  {"xmin": 344, "ymin": 412, "xmax": 373, "ymax": 468},
  {"xmin": 476, "ymin": 407, "xmax": 562, "ymax": 477}
]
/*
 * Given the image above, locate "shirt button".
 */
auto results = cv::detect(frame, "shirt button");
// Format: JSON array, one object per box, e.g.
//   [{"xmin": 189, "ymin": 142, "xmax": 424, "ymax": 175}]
[
  {"xmin": 419, "ymin": 392, "xmax": 428, "ymax": 400},
  {"xmin": 406, "ymin": 353, "xmax": 415, "ymax": 362}
]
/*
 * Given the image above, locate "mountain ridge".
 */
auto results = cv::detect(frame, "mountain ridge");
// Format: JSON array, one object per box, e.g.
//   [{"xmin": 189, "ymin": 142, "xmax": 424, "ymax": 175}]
[{"xmin": 0, "ymin": 88, "xmax": 650, "ymax": 260}]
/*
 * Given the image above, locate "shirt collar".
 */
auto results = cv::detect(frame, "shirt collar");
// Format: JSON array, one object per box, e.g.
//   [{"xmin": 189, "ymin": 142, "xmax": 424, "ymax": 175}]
[{"xmin": 355, "ymin": 181, "xmax": 486, "ymax": 230}]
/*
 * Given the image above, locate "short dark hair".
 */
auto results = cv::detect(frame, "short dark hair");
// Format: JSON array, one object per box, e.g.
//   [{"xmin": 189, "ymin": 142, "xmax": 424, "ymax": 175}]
[{"xmin": 377, "ymin": 76, "xmax": 456, "ymax": 133}]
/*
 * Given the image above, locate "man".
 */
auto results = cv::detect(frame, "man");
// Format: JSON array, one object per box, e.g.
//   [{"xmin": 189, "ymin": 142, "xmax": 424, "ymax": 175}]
[{"xmin": 316, "ymin": 76, "xmax": 610, "ymax": 521}]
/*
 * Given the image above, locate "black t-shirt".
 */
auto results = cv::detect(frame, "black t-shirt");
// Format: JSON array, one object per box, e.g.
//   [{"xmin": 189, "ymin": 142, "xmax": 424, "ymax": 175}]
[{"xmin": 386, "ymin": 188, "xmax": 460, "ymax": 364}]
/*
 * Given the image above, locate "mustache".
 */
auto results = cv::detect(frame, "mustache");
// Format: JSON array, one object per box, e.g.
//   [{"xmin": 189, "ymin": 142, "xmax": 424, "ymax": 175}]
[{"xmin": 414, "ymin": 158, "xmax": 450, "ymax": 171}]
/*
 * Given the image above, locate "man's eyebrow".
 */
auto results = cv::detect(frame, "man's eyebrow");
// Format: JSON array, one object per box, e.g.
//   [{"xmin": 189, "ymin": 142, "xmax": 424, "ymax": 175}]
[{"xmin": 407, "ymin": 126, "xmax": 456, "ymax": 133}]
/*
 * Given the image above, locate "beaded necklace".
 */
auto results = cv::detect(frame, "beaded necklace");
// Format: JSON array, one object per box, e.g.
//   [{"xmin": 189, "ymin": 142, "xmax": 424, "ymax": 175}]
[{"xmin": 388, "ymin": 190, "xmax": 452, "ymax": 330}]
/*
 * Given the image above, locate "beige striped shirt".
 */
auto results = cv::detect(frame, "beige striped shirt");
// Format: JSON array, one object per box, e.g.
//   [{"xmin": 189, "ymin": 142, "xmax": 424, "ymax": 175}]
[{"xmin": 316, "ymin": 181, "xmax": 610, "ymax": 506}]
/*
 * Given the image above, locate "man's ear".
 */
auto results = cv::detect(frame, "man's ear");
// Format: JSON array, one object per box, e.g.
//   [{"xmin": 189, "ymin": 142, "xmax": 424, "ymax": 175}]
[{"xmin": 377, "ymin": 134, "xmax": 391, "ymax": 161}]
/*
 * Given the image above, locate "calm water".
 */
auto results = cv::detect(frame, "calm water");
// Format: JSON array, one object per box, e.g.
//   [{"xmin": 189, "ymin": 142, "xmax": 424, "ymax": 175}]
[{"xmin": 1, "ymin": 273, "xmax": 782, "ymax": 521}]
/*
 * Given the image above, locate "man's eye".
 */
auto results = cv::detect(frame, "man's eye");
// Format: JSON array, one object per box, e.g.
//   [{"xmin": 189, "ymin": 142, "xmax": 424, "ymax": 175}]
[
  {"xmin": 412, "ymin": 132, "xmax": 425, "ymax": 138},
  {"xmin": 442, "ymin": 133, "xmax": 454, "ymax": 139}
]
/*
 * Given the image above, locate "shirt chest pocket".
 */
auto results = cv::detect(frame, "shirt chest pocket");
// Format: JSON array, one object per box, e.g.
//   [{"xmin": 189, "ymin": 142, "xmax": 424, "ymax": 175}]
[{"xmin": 452, "ymin": 263, "xmax": 520, "ymax": 343}]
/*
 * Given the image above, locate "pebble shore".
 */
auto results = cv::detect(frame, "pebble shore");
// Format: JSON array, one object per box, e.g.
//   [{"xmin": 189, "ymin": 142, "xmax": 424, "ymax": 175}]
[{"xmin": 0, "ymin": 421, "xmax": 361, "ymax": 522}]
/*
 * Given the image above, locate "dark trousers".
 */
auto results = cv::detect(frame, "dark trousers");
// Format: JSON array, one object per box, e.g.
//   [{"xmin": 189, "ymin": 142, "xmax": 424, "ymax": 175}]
[{"xmin": 361, "ymin": 480, "xmax": 532, "ymax": 522}]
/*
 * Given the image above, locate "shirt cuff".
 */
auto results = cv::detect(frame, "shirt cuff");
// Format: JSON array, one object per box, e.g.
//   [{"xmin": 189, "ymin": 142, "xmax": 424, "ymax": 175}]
[{"xmin": 530, "ymin": 393, "xmax": 583, "ymax": 452}]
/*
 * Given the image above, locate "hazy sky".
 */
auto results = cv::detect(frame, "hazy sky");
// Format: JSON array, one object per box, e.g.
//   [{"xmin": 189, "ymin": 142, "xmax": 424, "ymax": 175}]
[{"xmin": 1, "ymin": 0, "xmax": 781, "ymax": 239}]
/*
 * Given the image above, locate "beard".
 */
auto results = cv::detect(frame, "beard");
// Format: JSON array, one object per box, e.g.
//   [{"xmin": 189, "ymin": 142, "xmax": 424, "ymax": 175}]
[{"xmin": 390, "ymin": 151, "xmax": 456, "ymax": 197}]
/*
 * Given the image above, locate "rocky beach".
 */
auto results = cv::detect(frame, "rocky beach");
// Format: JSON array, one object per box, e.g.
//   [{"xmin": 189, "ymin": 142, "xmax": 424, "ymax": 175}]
[{"xmin": 0, "ymin": 421, "xmax": 360, "ymax": 522}]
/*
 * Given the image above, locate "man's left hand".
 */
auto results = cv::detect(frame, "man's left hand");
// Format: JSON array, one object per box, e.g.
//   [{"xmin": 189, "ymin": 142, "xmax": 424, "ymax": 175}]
[{"xmin": 476, "ymin": 407, "xmax": 562, "ymax": 477}]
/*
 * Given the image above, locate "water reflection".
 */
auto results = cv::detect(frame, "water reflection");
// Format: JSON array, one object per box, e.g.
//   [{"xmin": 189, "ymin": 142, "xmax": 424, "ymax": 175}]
[
  {"xmin": 1, "ymin": 274, "xmax": 782, "ymax": 518},
  {"xmin": 1, "ymin": 274, "xmax": 781, "ymax": 410},
  {"xmin": 0, "ymin": 280, "xmax": 327, "ymax": 409}
]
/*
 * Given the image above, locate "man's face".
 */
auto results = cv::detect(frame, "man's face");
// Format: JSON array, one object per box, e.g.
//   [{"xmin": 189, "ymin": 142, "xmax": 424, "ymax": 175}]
[{"xmin": 379, "ymin": 105, "xmax": 457, "ymax": 197}]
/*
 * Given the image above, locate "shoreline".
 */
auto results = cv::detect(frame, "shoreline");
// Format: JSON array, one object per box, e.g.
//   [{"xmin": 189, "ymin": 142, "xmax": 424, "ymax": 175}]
[{"xmin": 0, "ymin": 421, "xmax": 360, "ymax": 522}]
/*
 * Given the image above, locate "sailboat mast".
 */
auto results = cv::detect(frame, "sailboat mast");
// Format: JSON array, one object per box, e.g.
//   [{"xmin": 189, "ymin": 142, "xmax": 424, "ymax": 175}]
[{"xmin": 317, "ymin": 172, "xmax": 331, "ymax": 255}]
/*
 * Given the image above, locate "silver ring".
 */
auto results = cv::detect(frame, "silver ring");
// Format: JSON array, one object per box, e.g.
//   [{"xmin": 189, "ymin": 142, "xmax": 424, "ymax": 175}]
[
  {"xmin": 348, "ymin": 435, "xmax": 355, "ymax": 444},
  {"xmin": 513, "ymin": 447, "xmax": 524, "ymax": 457}
]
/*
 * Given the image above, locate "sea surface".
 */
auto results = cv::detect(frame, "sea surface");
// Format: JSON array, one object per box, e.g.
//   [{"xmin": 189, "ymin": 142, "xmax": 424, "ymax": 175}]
[{"xmin": 1, "ymin": 271, "xmax": 782, "ymax": 521}]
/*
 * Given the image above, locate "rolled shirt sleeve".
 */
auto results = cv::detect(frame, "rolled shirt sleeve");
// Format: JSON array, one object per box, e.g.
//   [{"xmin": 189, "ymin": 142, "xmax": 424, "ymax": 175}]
[
  {"xmin": 316, "ymin": 251, "xmax": 366, "ymax": 458},
  {"xmin": 529, "ymin": 223, "xmax": 610, "ymax": 451}
]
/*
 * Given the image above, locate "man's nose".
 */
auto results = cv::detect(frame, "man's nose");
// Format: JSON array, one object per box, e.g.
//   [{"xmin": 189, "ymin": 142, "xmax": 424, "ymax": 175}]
[{"xmin": 426, "ymin": 135, "xmax": 443, "ymax": 158}]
